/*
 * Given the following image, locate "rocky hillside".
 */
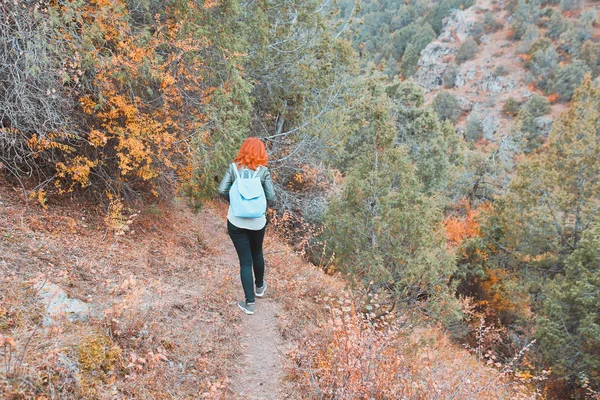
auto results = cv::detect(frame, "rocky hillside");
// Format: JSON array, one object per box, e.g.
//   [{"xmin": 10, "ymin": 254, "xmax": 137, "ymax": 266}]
[{"xmin": 415, "ymin": 0, "xmax": 597, "ymax": 139}]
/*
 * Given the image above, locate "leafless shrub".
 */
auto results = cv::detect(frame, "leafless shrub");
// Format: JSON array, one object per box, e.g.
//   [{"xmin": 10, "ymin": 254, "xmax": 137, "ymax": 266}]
[{"xmin": 0, "ymin": 2, "xmax": 78, "ymax": 191}]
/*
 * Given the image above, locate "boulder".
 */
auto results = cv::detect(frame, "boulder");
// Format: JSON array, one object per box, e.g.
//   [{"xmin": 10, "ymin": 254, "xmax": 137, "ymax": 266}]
[
  {"xmin": 457, "ymin": 96, "xmax": 474, "ymax": 112},
  {"xmin": 34, "ymin": 281, "xmax": 91, "ymax": 325},
  {"xmin": 482, "ymin": 113, "xmax": 501, "ymax": 139}
]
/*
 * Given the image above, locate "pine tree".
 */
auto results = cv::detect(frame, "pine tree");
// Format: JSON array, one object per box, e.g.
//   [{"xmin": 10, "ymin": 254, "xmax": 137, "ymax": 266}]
[
  {"xmin": 504, "ymin": 76, "xmax": 600, "ymax": 273},
  {"xmin": 400, "ymin": 43, "xmax": 419, "ymax": 78},
  {"xmin": 536, "ymin": 223, "xmax": 600, "ymax": 390},
  {"xmin": 324, "ymin": 146, "xmax": 457, "ymax": 316}
]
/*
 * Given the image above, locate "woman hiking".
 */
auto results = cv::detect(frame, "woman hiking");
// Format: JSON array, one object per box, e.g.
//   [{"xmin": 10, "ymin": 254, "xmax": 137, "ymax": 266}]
[{"xmin": 218, "ymin": 137, "xmax": 275, "ymax": 315}]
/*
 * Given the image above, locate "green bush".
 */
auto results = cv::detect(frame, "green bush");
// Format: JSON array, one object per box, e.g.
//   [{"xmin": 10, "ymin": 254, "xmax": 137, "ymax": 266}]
[
  {"xmin": 400, "ymin": 43, "xmax": 420, "ymax": 77},
  {"xmin": 493, "ymin": 65, "xmax": 509, "ymax": 77},
  {"xmin": 527, "ymin": 37, "xmax": 552, "ymax": 57},
  {"xmin": 443, "ymin": 64, "xmax": 458, "ymax": 88},
  {"xmin": 516, "ymin": 24, "xmax": 540, "ymax": 54},
  {"xmin": 522, "ymin": 95, "xmax": 551, "ymax": 117},
  {"xmin": 580, "ymin": 41, "xmax": 600, "ymax": 76},
  {"xmin": 559, "ymin": 0, "xmax": 583, "ymax": 12},
  {"xmin": 547, "ymin": 10, "xmax": 566, "ymax": 39},
  {"xmin": 484, "ymin": 11, "xmax": 502, "ymax": 32},
  {"xmin": 502, "ymin": 97, "xmax": 521, "ymax": 117},
  {"xmin": 528, "ymin": 46, "xmax": 559, "ymax": 91},
  {"xmin": 536, "ymin": 224, "xmax": 600, "ymax": 391},
  {"xmin": 551, "ymin": 60, "xmax": 591, "ymax": 101},
  {"xmin": 464, "ymin": 113, "xmax": 483, "ymax": 141},
  {"xmin": 456, "ymin": 38, "xmax": 478, "ymax": 64},
  {"xmin": 432, "ymin": 91, "xmax": 461, "ymax": 123}
]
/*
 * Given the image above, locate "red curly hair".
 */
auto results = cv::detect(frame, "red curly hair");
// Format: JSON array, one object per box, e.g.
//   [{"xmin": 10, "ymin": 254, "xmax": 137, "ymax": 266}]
[{"xmin": 234, "ymin": 137, "xmax": 268, "ymax": 170}]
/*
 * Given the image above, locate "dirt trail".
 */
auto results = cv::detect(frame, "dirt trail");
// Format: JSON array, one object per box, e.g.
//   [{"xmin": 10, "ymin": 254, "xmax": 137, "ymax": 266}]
[
  {"xmin": 197, "ymin": 208, "xmax": 285, "ymax": 399},
  {"xmin": 230, "ymin": 299, "xmax": 284, "ymax": 399}
]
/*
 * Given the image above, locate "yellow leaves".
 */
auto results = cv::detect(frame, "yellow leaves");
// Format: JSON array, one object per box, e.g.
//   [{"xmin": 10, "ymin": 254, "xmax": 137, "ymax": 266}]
[
  {"xmin": 89, "ymin": 130, "xmax": 108, "ymax": 147},
  {"xmin": 28, "ymin": 190, "xmax": 48, "ymax": 209},
  {"xmin": 443, "ymin": 200, "xmax": 484, "ymax": 247},
  {"xmin": 56, "ymin": 156, "xmax": 98, "ymax": 190},
  {"xmin": 79, "ymin": 96, "xmax": 97, "ymax": 114},
  {"xmin": 27, "ymin": 134, "xmax": 74, "ymax": 154},
  {"xmin": 160, "ymin": 74, "xmax": 176, "ymax": 89}
]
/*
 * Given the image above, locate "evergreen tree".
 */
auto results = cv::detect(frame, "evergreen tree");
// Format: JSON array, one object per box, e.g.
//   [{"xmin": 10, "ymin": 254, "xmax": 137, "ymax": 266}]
[
  {"xmin": 393, "ymin": 81, "xmax": 452, "ymax": 192},
  {"xmin": 432, "ymin": 91, "xmax": 461, "ymax": 123},
  {"xmin": 324, "ymin": 145, "xmax": 457, "ymax": 316},
  {"xmin": 536, "ymin": 223, "xmax": 600, "ymax": 390},
  {"xmin": 400, "ymin": 43, "xmax": 419, "ymax": 78},
  {"xmin": 504, "ymin": 76, "xmax": 600, "ymax": 273},
  {"xmin": 528, "ymin": 46, "xmax": 559, "ymax": 91},
  {"xmin": 464, "ymin": 113, "xmax": 483, "ymax": 142},
  {"xmin": 580, "ymin": 41, "xmax": 600, "ymax": 76},
  {"xmin": 522, "ymin": 95, "xmax": 551, "ymax": 117},
  {"xmin": 551, "ymin": 60, "xmax": 591, "ymax": 101}
]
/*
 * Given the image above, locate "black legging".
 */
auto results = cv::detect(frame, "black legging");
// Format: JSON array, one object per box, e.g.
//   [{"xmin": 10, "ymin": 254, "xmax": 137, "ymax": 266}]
[{"xmin": 227, "ymin": 220, "xmax": 266, "ymax": 303}]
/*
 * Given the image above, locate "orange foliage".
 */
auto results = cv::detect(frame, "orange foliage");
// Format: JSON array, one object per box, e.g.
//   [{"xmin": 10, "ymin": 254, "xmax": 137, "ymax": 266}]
[
  {"xmin": 31, "ymin": 0, "xmax": 230, "ymax": 199},
  {"xmin": 443, "ymin": 200, "xmax": 487, "ymax": 247},
  {"xmin": 479, "ymin": 268, "xmax": 524, "ymax": 314},
  {"xmin": 517, "ymin": 53, "xmax": 531, "ymax": 62},
  {"xmin": 547, "ymin": 93, "xmax": 559, "ymax": 104}
]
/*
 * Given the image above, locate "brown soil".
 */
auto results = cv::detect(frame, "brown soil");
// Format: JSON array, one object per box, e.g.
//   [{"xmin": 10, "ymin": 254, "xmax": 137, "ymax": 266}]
[{"xmin": 0, "ymin": 184, "xmax": 287, "ymax": 398}]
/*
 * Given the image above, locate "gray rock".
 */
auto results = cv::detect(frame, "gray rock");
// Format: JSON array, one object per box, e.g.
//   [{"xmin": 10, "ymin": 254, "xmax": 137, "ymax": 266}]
[
  {"xmin": 482, "ymin": 113, "xmax": 501, "ymax": 139},
  {"xmin": 34, "ymin": 281, "xmax": 91, "ymax": 325},
  {"xmin": 456, "ymin": 67, "xmax": 477, "ymax": 87},
  {"xmin": 457, "ymin": 96, "xmax": 474, "ymax": 112},
  {"xmin": 535, "ymin": 116, "xmax": 554, "ymax": 136},
  {"xmin": 415, "ymin": 43, "xmax": 456, "ymax": 89},
  {"xmin": 414, "ymin": 9, "xmax": 479, "ymax": 90}
]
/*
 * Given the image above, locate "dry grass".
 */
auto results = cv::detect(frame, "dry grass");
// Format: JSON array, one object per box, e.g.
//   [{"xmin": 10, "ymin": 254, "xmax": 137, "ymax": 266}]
[
  {"xmin": 0, "ymin": 183, "xmax": 543, "ymax": 399},
  {"xmin": 0, "ymin": 185, "xmax": 244, "ymax": 398},
  {"xmin": 264, "ymin": 216, "xmax": 542, "ymax": 399}
]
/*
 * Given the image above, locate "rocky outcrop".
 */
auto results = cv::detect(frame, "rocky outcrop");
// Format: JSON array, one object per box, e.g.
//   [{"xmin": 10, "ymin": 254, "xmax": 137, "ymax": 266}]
[
  {"xmin": 415, "ymin": 9, "xmax": 477, "ymax": 90},
  {"xmin": 35, "ymin": 281, "xmax": 95, "ymax": 325},
  {"xmin": 415, "ymin": 43, "xmax": 456, "ymax": 89}
]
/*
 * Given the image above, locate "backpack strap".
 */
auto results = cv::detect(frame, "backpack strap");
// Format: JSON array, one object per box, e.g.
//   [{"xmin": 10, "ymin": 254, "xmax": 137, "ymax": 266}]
[
  {"xmin": 252, "ymin": 166, "xmax": 262, "ymax": 178},
  {"xmin": 231, "ymin": 163, "xmax": 240, "ymax": 180}
]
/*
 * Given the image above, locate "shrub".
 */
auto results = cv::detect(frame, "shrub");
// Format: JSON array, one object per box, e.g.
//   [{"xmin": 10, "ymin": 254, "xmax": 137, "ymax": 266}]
[
  {"xmin": 471, "ymin": 21, "xmax": 486, "ymax": 44},
  {"xmin": 527, "ymin": 37, "xmax": 552, "ymax": 57},
  {"xmin": 0, "ymin": 0, "xmax": 251, "ymax": 203},
  {"xmin": 493, "ymin": 65, "xmax": 509, "ymax": 77},
  {"xmin": 465, "ymin": 113, "xmax": 484, "ymax": 141},
  {"xmin": 547, "ymin": 10, "xmax": 566, "ymax": 39},
  {"xmin": 484, "ymin": 12, "xmax": 502, "ymax": 32},
  {"xmin": 559, "ymin": 0, "xmax": 583, "ymax": 12},
  {"xmin": 443, "ymin": 64, "xmax": 459, "ymax": 88},
  {"xmin": 456, "ymin": 38, "xmax": 479, "ymax": 64},
  {"xmin": 432, "ymin": 91, "xmax": 462, "ymax": 123},
  {"xmin": 400, "ymin": 43, "xmax": 419, "ymax": 77},
  {"xmin": 536, "ymin": 224, "xmax": 600, "ymax": 392},
  {"xmin": 528, "ymin": 46, "xmax": 559, "ymax": 91},
  {"xmin": 522, "ymin": 95, "xmax": 551, "ymax": 117},
  {"xmin": 551, "ymin": 60, "xmax": 591, "ymax": 101},
  {"xmin": 580, "ymin": 41, "xmax": 600, "ymax": 76},
  {"xmin": 516, "ymin": 25, "xmax": 540, "ymax": 54},
  {"xmin": 502, "ymin": 97, "xmax": 521, "ymax": 117}
]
